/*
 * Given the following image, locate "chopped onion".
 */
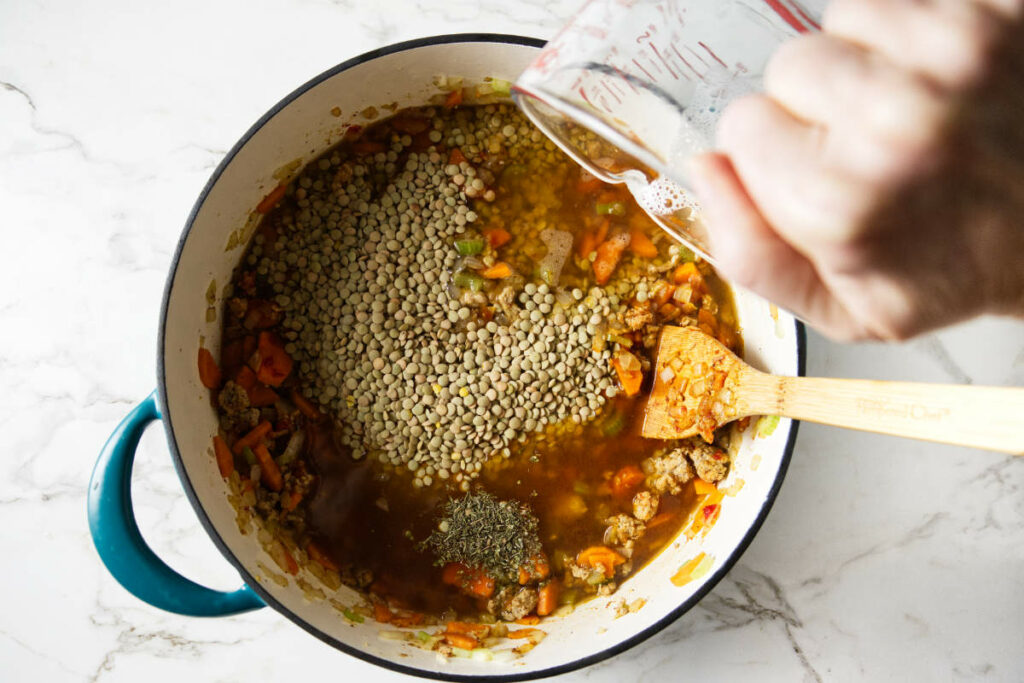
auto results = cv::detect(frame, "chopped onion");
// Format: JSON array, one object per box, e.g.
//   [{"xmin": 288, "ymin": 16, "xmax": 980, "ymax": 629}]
[
  {"xmin": 538, "ymin": 228, "xmax": 572, "ymax": 287},
  {"xmin": 551, "ymin": 604, "xmax": 575, "ymax": 617},
  {"xmin": 660, "ymin": 367, "xmax": 676, "ymax": 384},
  {"xmin": 278, "ymin": 429, "xmax": 305, "ymax": 466},
  {"xmin": 470, "ymin": 648, "xmax": 495, "ymax": 662},
  {"xmin": 378, "ymin": 630, "xmax": 411, "ymax": 641},
  {"xmin": 490, "ymin": 649, "xmax": 519, "ymax": 663}
]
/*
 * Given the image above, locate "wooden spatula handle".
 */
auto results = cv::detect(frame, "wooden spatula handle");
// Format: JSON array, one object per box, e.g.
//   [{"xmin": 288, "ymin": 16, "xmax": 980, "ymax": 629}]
[{"xmin": 743, "ymin": 373, "xmax": 1024, "ymax": 454}]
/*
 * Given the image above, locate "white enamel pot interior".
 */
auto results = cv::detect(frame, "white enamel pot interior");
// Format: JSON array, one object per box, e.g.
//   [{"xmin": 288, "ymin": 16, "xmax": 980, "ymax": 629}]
[{"xmin": 158, "ymin": 34, "xmax": 804, "ymax": 681}]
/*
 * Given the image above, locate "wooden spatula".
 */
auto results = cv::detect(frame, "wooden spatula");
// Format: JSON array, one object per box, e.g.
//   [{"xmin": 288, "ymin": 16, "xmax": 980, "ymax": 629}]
[{"xmin": 641, "ymin": 325, "xmax": 1024, "ymax": 454}]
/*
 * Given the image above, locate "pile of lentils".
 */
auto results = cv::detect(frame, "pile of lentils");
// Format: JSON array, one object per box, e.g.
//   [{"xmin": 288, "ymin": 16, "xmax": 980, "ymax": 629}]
[{"xmin": 244, "ymin": 104, "xmax": 625, "ymax": 489}]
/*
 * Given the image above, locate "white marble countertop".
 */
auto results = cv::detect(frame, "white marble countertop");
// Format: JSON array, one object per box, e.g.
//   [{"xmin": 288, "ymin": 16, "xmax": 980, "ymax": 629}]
[{"xmin": 2, "ymin": 0, "xmax": 1023, "ymax": 681}]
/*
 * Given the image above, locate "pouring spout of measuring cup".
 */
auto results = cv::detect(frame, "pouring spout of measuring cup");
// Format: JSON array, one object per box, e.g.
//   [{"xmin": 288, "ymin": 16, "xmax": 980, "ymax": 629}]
[{"xmin": 513, "ymin": 0, "xmax": 821, "ymax": 263}]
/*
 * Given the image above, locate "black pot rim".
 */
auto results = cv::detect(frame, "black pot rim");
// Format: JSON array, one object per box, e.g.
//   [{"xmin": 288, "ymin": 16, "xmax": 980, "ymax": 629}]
[{"xmin": 157, "ymin": 32, "xmax": 806, "ymax": 682}]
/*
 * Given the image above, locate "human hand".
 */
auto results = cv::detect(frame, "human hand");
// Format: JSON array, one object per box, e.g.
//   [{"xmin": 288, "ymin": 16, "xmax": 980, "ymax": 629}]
[{"xmin": 689, "ymin": 0, "xmax": 1024, "ymax": 341}]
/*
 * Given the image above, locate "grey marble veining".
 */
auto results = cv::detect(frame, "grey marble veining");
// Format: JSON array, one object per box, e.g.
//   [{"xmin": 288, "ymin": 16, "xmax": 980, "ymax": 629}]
[{"xmin": 1, "ymin": 0, "xmax": 1022, "ymax": 681}]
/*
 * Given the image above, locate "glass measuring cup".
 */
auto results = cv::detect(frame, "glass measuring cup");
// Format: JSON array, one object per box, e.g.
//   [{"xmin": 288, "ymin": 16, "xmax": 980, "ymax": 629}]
[{"xmin": 514, "ymin": 0, "xmax": 821, "ymax": 261}]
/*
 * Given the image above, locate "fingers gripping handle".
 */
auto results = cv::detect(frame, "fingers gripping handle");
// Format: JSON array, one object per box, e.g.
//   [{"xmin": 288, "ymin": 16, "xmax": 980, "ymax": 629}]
[{"xmin": 87, "ymin": 391, "xmax": 264, "ymax": 616}]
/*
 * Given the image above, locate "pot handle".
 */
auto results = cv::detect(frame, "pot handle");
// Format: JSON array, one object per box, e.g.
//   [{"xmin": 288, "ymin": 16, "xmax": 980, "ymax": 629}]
[{"xmin": 87, "ymin": 391, "xmax": 265, "ymax": 616}]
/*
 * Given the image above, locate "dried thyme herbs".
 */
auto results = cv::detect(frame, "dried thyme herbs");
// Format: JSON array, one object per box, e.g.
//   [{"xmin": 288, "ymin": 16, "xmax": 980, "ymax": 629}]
[{"xmin": 424, "ymin": 492, "xmax": 541, "ymax": 581}]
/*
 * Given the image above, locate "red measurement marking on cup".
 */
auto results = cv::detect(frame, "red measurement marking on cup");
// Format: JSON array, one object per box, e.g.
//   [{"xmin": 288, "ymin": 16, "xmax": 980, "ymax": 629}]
[
  {"xmin": 611, "ymin": 65, "xmax": 642, "ymax": 94},
  {"xmin": 631, "ymin": 58, "xmax": 657, "ymax": 82},
  {"xmin": 578, "ymin": 86, "xmax": 603, "ymax": 113},
  {"xmin": 684, "ymin": 45, "xmax": 709, "ymax": 68},
  {"xmin": 648, "ymin": 42, "xmax": 679, "ymax": 80},
  {"xmin": 788, "ymin": 0, "xmax": 821, "ymax": 30},
  {"xmin": 763, "ymin": 0, "xmax": 813, "ymax": 34},
  {"xmin": 600, "ymin": 80, "xmax": 623, "ymax": 104},
  {"xmin": 697, "ymin": 41, "xmax": 727, "ymax": 68},
  {"xmin": 670, "ymin": 44, "xmax": 703, "ymax": 82}
]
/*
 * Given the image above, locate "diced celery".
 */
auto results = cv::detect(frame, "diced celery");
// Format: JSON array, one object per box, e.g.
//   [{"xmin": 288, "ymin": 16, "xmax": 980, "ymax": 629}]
[
  {"xmin": 491, "ymin": 79, "xmax": 512, "ymax": 96},
  {"xmin": 756, "ymin": 414, "xmax": 780, "ymax": 438},
  {"xmin": 454, "ymin": 271, "xmax": 485, "ymax": 292},
  {"xmin": 455, "ymin": 239, "xmax": 484, "ymax": 256},
  {"xmin": 596, "ymin": 202, "xmax": 626, "ymax": 216},
  {"xmin": 342, "ymin": 608, "xmax": 364, "ymax": 623}
]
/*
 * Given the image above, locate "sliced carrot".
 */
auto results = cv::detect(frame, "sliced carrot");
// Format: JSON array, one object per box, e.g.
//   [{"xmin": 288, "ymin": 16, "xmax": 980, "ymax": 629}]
[
  {"xmin": 445, "ymin": 622, "xmax": 490, "ymax": 638},
  {"xmin": 514, "ymin": 616, "xmax": 541, "ymax": 626},
  {"xmin": 441, "ymin": 563, "xmax": 495, "ymax": 598},
  {"xmin": 373, "ymin": 602, "xmax": 394, "ymax": 624},
  {"xmin": 646, "ymin": 512, "xmax": 674, "ymax": 530},
  {"xmin": 697, "ymin": 308, "xmax": 718, "ymax": 338},
  {"xmin": 653, "ymin": 282, "xmax": 676, "ymax": 306},
  {"xmin": 280, "ymin": 544, "xmax": 299, "ymax": 575},
  {"xmin": 594, "ymin": 218, "xmax": 610, "ymax": 244},
  {"xmin": 577, "ymin": 546, "xmax": 626, "ymax": 577},
  {"xmin": 448, "ymin": 148, "xmax": 467, "ymax": 166},
  {"xmin": 212, "ymin": 435, "xmax": 234, "ymax": 478},
  {"xmin": 281, "ymin": 488, "xmax": 304, "ymax": 512},
  {"xmin": 576, "ymin": 229, "xmax": 598, "ymax": 259},
  {"xmin": 256, "ymin": 184, "xmax": 287, "ymax": 214},
  {"xmin": 694, "ymin": 478, "xmax": 718, "ymax": 496},
  {"xmin": 610, "ymin": 357, "xmax": 643, "ymax": 397},
  {"xmin": 444, "ymin": 89, "xmax": 464, "ymax": 108},
  {"xmin": 480, "ymin": 262, "xmax": 512, "ymax": 279},
  {"xmin": 508, "ymin": 627, "xmax": 542, "ymax": 638},
  {"xmin": 443, "ymin": 633, "xmax": 478, "ymax": 650},
  {"xmin": 536, "ymin": 582, "xmax": 558, "ymax": 617},
  {"xmin": 442, "ymin": 562, "xmax": 466, "ymax": 586},
  {"xmin": 593, "ymin": 235, "xmax": 629, "ymax": 285},
  {"xmin": 235, "ymin": 361, "xmax": 257, "ymax": 392},
  {"xmin": 518, "ymin": 566, "xmax": 531, "ymax": 585},
  {"xmin": 611, "ymin": 465, "xmax": 645, "ymax": 497},
  {"xmin": 672, "ymin": 261, "xmax": 700, "ymax": 285},
  {"xmin": 306, "ymin": 541, "xmax": 339, "ymax": 572},
  {"xmin": 232, "ymin": 420, "xmax": 272, "ymax": 455},
  {"xmin": 197, "ymin": 348, "xmax": 222, "ymax": 389},
  {"xmin": 253, "ymin": 443, "xmax": 283, "ymax": 492},
  {"xmin": 628, "ymin": 229, "xmax": 658, "ymax": 258},
  {"xmin": 467, "ymin": 571, "xmax": 495, "ymax": 598},
  {"xmin": 233, "ymin": 366, "xmax": 277, "ymax": 407},
  {"xmin": 291, "ymin": 390, "xmax": 323, "ymax": 420},
  {"xmin": 484, "ymin": 227, "xmax": 512, "ymax": 248},
  {"xmin": 517, "ymin": 555, "xmax": 551, "ymax": 584},
  {"xmin": 255, "ymin": 331, "xmax": 293, "ymax": 387}
]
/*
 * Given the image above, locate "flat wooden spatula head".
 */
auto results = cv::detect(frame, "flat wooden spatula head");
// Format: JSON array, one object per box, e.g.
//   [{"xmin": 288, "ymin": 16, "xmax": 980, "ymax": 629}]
[{"xmin": 642, "ymin": 326, "xmax": 748, "ymax": 440}]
